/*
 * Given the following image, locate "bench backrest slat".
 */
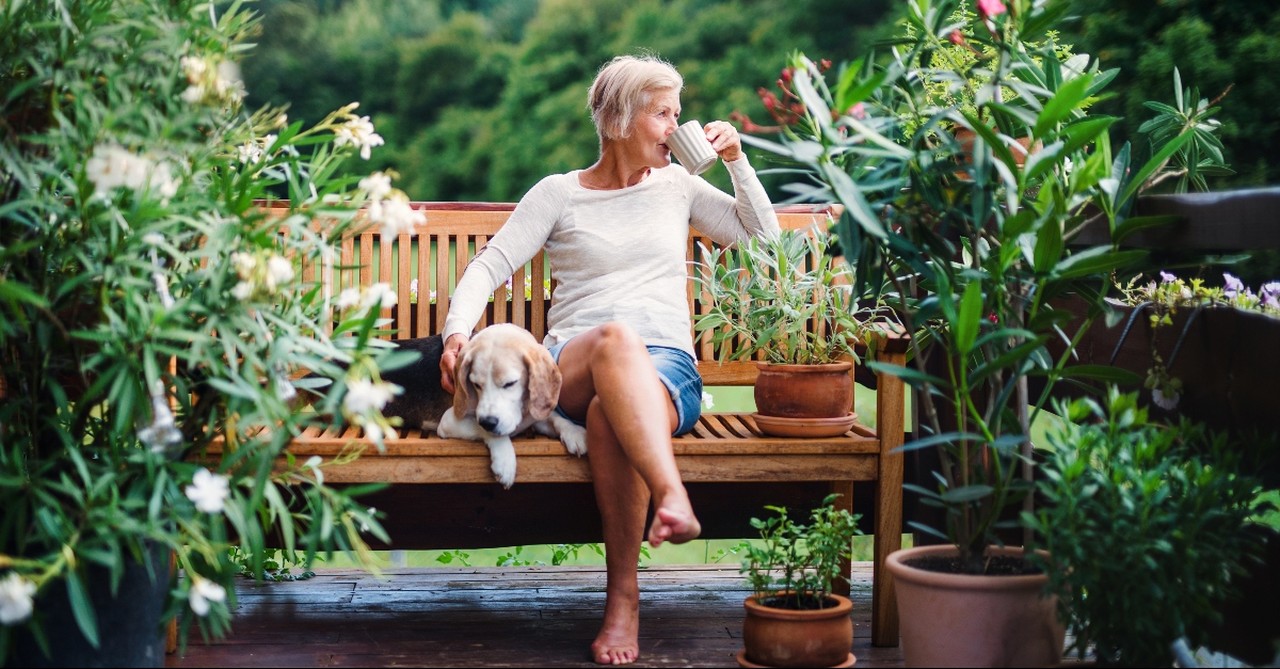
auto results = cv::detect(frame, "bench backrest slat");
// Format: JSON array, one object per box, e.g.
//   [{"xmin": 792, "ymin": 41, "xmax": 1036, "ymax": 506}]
[{"xmin": 278, "ymin": 202, "xmax": 842, "ymax": 386}]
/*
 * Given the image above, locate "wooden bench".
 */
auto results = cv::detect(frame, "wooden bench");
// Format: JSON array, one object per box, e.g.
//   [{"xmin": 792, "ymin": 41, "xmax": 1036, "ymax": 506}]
[{"xmin": 226, "ymin": 201, "xmax": 907, "ymax": 647}]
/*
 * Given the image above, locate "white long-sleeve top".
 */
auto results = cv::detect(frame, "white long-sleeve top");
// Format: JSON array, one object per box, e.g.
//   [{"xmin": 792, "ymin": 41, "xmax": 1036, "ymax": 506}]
[{"xmin": 441, "ymin": 158, "xmax": 780, "ymax": 357}]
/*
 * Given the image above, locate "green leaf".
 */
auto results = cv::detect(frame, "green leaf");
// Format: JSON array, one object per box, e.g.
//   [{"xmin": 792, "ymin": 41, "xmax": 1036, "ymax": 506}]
[
  {"xmin": 954, "ymin": 282, "xmax": 983, "ymax": 354},
  {"xmin": 1053, "ymin": 248, "xmax": 1146, "ymax": 280},
  {"xmin": 1120, "ymin": 131, "xmax": 1194, "ymax": 205},
  {"xmin": 1034, "ymin": 72, "xmax": 1094, "ymax": 138},
  {"xmin": 1033, "ymin": 215, "xmax": 1065, "ymax": 274},
  {"xmin": 1112, "ymin": 214, "xmax": 1181, "ymax": 245},
  {"xmin": 940, "ymin": 484, "xmax": 995, "ymax": 503},
  {"xmin": 1053, "ymin": 364, "xmax": 1144, "ymax": 385},
  {"xmin": 66, "ymin": 569, "xmax": 101, "ymax": 649}
]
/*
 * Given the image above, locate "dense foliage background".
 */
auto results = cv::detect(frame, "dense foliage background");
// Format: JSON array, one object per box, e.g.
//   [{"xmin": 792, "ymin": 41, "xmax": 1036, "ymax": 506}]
[{"xmin": 241, "ymin": 0, "xmax": 1277, "ymax": 203}]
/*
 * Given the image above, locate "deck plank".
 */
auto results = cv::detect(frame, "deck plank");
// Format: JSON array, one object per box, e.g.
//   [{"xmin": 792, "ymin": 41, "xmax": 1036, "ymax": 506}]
[{"xmin": 166, "ymin": 563, "xmax": 904, "ymax": 668}]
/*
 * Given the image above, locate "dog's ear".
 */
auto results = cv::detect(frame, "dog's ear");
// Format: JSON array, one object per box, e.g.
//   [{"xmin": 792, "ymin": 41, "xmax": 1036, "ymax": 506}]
[
  {"xmin": 524, "ymin": 347, "xmax": 562, "ymax": 420},
  {"xmin": 452, "ymin": 346, "xmax": 476, "ymax": 417}
]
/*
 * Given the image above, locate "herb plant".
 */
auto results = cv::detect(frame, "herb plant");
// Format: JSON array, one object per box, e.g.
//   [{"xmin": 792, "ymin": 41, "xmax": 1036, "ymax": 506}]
[
  {"xmin": 691, "ymin": 225, "xmax": 887, "ymax": 365},
  {"xmin": 738, "ymin": 494, "xmax": 862, "ymax": 610}
]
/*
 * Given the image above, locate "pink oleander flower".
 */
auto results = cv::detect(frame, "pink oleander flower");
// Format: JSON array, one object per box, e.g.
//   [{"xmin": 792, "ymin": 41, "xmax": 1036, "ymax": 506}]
[
  {"xmin": 949, "ymin": 29, "xmax": 966, "ymax": 45},
  {"xmin": 977, "ymin": 0, "xmax": 1007, "ymax": 19}
]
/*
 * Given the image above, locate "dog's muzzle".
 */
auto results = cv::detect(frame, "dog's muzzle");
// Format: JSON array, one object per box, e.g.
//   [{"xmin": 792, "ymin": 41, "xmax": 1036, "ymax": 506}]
[{"xmin": 477, "ymin": 415, "xmax": 501, "ymax": 433}]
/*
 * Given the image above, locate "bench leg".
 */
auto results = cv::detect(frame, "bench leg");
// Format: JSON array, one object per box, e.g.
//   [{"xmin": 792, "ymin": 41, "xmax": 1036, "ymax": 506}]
[
  {"xmin": 830, "ymin": 480, "xmax": 854, "ymax": 599},
  {"xmin": 872, "ymin": 365, "xmax": 905, "ymax": 647},
  {"xmin": 166, "ymin": 551, "xmax": 178, "ymax": 654}
]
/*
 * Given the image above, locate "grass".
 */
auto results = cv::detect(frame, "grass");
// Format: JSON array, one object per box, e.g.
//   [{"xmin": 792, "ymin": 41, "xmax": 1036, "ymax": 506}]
[{"xmin": 315, "ymin": 534, "xmax": 916, "ymax": 571}]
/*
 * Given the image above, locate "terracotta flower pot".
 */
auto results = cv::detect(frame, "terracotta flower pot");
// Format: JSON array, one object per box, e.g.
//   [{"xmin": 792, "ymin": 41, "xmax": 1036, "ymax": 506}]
[
  {"xmin": 886, "ymin": 544, "xmax": 1064, "ymax": 667},
  {"xmin": 740, "ymin": 593, "xmax": 855, "ymax": 668},
  {"xmin": 752, "ymin": 362, "xmax": 856, "ymax": 437},
  {"xmin": 754, "ymin": 362, "xmax": 853, "ymax": 419}
]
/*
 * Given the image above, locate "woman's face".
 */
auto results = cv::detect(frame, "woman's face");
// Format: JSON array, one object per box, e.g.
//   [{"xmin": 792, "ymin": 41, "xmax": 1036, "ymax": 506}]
[{"xmin": 627, "ymin": 88, "xmax": 681, "ymax": 169}]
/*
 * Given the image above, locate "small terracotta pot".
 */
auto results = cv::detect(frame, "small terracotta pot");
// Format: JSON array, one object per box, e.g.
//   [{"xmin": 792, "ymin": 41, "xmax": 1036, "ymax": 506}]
[{"xmin": 742, "ymin": 593, "xmax": 854, "ymax": 668}]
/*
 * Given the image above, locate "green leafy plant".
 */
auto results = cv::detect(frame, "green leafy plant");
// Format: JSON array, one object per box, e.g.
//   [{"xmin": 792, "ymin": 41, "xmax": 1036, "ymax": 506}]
[
  {"xmin": 0, "ymin": 0, "xmax": 421, "ymax": 658},
  {"xmin": 740, "ymin": 0, "xmax": 1228, "ymax": 574},
  {"xmin": 228, "ymin": 548, "xmax": 316, "ymax": 583},
  {"xmin": 737, "ymin": 494, "xmax": 862, "ymax": 610},
  {"xmin": 1023, "ymin": 388, "xmax": 1268, "ymax": 666},
  {"xmin": 690, "ymin": 225, "xmax": 890, "ymax": 365}
]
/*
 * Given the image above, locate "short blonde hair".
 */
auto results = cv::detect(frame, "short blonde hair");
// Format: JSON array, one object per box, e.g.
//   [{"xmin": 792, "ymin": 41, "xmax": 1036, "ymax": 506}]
[{"xmin": 587, "ymin": 54, "xmax": 683, "ymax": 146}]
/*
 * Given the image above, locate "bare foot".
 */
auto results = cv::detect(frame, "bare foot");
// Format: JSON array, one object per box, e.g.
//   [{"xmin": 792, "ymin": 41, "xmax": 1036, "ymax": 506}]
[
  {"xmin": 591, "ymin": 594, "xmax": 640, "ymax": 665},
  {"xmin": 647, "ymin": 504, "xmax": 701, "ymax": 547}
]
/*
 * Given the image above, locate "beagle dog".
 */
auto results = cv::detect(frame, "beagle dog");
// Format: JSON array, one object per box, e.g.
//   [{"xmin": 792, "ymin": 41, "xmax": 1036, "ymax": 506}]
[{"xmin": 436, "ymin": 324, "xmax": 587, "ymax": 488}]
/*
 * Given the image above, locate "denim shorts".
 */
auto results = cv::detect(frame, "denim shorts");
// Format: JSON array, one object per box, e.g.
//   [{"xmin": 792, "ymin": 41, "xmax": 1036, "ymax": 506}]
[{"xmin": 547, "ymin": 341, "xmax": 703, "ymax": 436}]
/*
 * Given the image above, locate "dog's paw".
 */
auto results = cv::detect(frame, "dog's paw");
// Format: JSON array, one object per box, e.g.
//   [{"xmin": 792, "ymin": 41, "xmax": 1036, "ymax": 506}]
[
  {"xmin": 559, "ymin": 423, "xmax": 587, "ymax": 457},
  {"xmin": 488, "ymin": 442, "xmax": 517, "ymax": 489}
]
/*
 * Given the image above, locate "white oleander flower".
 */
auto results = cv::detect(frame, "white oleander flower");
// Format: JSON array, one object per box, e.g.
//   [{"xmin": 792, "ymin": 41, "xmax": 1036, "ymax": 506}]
[
  {"xmin": 231, "ymin": 281, "xmax": 253, "ymax": 301},
  {"xmin": 303, "ymin": 455, "xmax": 324, "ymax": 486},
  {"xmin": 264, "ymin": 254, "xmax": 295, "ymax": 292},
  {"xmin": 359, "ymin": 171, "xmax": 394, "ymax": 201},
  {"xmin": 701, "ymin": 391, "xmax": 715, "ymax": 409},
  {"xmin": 336, "ymin": 286, "xmax": 362, "ymax": 310},
  {"xmin": 85, "ymin": 144, "xmax": 146, "ymax": 196},
  {"xmin": 362, "ymin": 282, "xmax": 397, "ymax": 310},
  {"xmin": 189, "ymin": 577, "xmax": 227, "ymax": 617},
  {"xmin": 375, "ymin": 197, "xmax": 423, "ymax": 238},
  {"xmin": 230, "ymin": 251, "xmax": 256, "ymax": 279},
  {"xmin": 237, "ymin": 139, "xmax": 265, "ymax": 165},
  {"xmin": 180, "ymin": 55, "xmax": 208, "ymax": 83},
  {"xmin": 342, "ymin": 378, "xmax": 398, "ymax": 415},
  {"xmin": 334, "ymin": 113, "xmax": 384, "ymax": 160},
  {"xmin": 0, "ymin": 573, "xmax": 36, "ymax": 625},
  {"xmin": 185, "ymin": 468, "xmax": 230, "ymax": 514}
]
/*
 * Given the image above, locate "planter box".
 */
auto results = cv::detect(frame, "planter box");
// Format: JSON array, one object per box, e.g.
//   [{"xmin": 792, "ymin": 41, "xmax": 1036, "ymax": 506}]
[{"xmin": 1049, "ymin": 297, "xmax": 1280, "ymax": 439}]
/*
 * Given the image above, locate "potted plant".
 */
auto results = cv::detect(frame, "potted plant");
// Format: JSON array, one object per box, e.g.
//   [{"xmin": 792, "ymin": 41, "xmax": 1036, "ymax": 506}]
[
  {"xmin": 690, "ymin": 225, "xmax": 889, "ymax": 437},
  {"xmin": 737, "ymin": 0, "xmax": 1230, "ymax": 663},
  {"xmin": 1023, "ymin": 387, "xmax": 1269, "ymax": 666},
  {"xmin": 736, "ymin": 493, "xmax": 862, "ymax": 668},
  {"xmin": 0, "ymin": 2, "xmax": 415, "ymax": 664}
]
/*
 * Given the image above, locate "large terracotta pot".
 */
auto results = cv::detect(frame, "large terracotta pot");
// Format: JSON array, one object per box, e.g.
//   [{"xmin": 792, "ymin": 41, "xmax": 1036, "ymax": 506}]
[
  {"xmin": 754, "ymin": 362, "xmax": 853, "ymax": 419},
  {"xmin": 887, "ymin": 544, "xmax": 1064, "ymax": 668},
  {"xmin": 740, "ymin": 593, "xmax": 855, "ymax": 668},
  {"xmin": 752, "ymin": 362, "xmax": 856, "ymax": 438}
]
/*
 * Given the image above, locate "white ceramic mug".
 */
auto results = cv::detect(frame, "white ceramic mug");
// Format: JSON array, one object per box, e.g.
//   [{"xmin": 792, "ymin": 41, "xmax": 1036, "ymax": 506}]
[{"xmin": 667, "ymin": 120, "xmax": 718, "ymax": 176}]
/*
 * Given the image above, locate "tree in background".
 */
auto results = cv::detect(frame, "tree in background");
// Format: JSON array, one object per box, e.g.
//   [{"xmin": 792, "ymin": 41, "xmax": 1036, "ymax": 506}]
[
  {"xmin": 241, "ymin": 0, "xmax": 898, "ymax": 201},
  {"xmin": 1059, "ymin": 0, "xmax": 1280, "ymax": 186},
  {"xmin": 241, "ymin": 0, "xmax": 1275, "ymax": 201}
]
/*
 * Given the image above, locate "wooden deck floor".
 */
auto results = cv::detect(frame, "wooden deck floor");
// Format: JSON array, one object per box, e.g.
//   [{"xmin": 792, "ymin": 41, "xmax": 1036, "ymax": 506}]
[{"xmin": 165, "ymin": 562, "xmax": 904, "ymax": 668}]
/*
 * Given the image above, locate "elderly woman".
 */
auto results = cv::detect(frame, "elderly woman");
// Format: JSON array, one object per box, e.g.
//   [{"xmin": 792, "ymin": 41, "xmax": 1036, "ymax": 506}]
[{"xmin": 439, "ymin": 53, "xmax": 779, "ymax": 665}]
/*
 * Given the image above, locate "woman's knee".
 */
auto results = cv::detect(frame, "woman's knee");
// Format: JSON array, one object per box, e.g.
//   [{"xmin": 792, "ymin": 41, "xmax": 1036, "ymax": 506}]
[{"xmin": 591, "ymin": 321, "xmax": 646, "ymax": 354}]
